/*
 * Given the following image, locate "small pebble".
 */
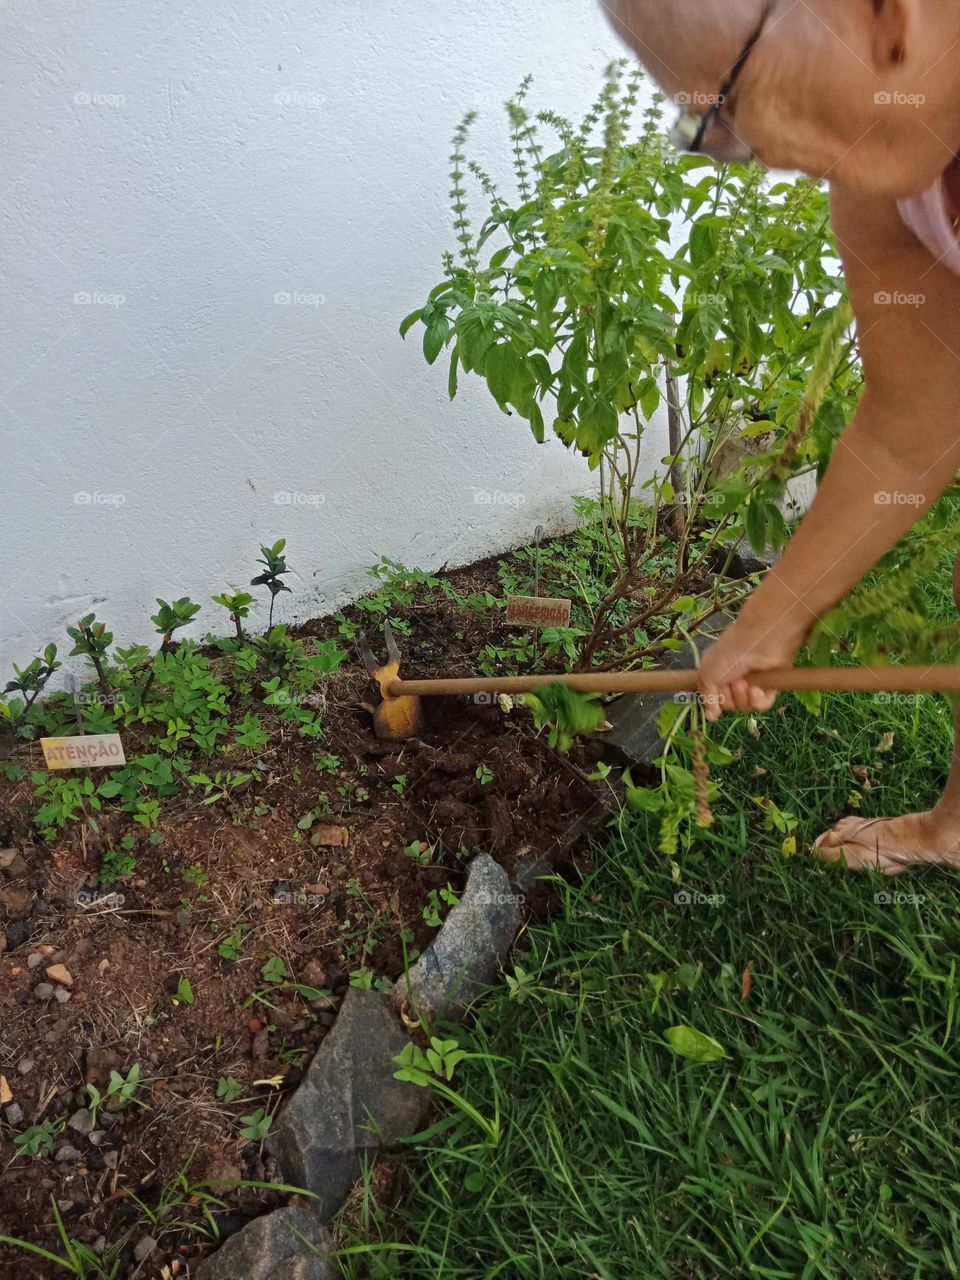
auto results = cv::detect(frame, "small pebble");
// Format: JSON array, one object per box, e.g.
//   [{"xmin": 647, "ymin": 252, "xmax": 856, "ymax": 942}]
[
  {"xmin": 55, "ymin": 1145, "xmax": 82, "ymax": 1163},
  {"xmin": 4, "ymin": 1103, "xmax": 23, "ymax": 1125},
  {"xmin": 17, "ymin": 1058, "xmax": 34, "ymax": 1076},
  {"xmin": 27, "ymin": 953, "xmax": 42, "ymax": 969},
  {"xmin": 88, "ymin": 1130, "xmax": 105, "ymax": 1147},
  {"xmin": 103, "ymin": 1150, "xmax": 119, "ymax": 1169},
  {"xmin": 134, "ymin": 1234, "xmax": 157, "ymax": 1263},
  {"xmin": 67, "ymin": 1108, "xmax": 94, "ymax": 1136},
  {"xmin": 46, "ymin": 964, "xmax": 73, "ymax": 987},
  {"xmin": 53, "ymin": 986, "xmax": 71, "ymax": 1004},
  {"xmin": 33, "ymin": 983, "xmax": 54, "ymax": 1001}
]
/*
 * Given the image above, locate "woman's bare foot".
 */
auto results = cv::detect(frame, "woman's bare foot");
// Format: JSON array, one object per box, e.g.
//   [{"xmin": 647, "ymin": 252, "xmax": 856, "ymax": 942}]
[{"xmin": 814, "ymin": 810, "xmax": 960, "ymax": 875}]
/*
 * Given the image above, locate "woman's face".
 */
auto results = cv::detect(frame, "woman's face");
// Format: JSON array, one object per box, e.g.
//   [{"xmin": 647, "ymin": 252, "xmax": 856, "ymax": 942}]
[{"xmin": 604, "ymin": 0, "xmax": 960, "ymax": 196}]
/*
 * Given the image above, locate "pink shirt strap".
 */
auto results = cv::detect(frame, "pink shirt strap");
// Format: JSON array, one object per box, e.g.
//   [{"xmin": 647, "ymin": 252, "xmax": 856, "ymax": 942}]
[{"xmin": 898, "ymin": 175, "xmax": 960, "ymax": 278}]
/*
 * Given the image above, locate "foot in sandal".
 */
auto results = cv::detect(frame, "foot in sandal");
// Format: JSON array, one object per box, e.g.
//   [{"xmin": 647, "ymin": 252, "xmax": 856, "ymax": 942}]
[{"xmin": 813, "ymin": 812, "xmax": 960, "ymax": 876}]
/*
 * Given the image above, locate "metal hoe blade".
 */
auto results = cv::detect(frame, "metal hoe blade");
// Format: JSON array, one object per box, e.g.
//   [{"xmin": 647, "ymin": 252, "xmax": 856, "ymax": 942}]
[{"xmin": 360, "ymin": 620, "xmax": 424, "ymax": 740}]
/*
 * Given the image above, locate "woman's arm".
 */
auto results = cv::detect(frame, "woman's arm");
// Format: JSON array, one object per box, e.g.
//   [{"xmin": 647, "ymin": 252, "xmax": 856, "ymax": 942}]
[{"xmin": 699, "ymin": 183, "xmax": 960, "ymax": 718}]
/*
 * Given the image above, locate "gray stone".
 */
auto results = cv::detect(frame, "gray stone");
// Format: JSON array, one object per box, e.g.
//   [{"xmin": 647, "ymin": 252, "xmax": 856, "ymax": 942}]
[
  {"xmin": 195, "ymin": 1206, "xmax": 335, "ymax": 1280},
  {"xmin": 55, "ymin": 1145, "xmax": 81, "ymax": 1162},
  {"xmin": 133, "ymin": 1234, "xmax": 157, "ymax": 1264},
  {"xmin": 728, "ymin": 539, "xmax": 777, "ymax": 578},
  {"xmin": 266, "ymin": 988, "xmax": 429, "ymax": 1221},
  {"xmin": 596, "ymin": 612, "xmax": 733, "ymax": 769},
  {"xmin": 4, "ymin": 1103, "xmax": 23, "ymax": 1125},
  {"xmin": 67, "ymin": 1107, "xmax": 94, "ymax": 1136},
  {"xmin": 26, "ymin": 953, "xmax": 42, "ymax": 969},
  {"xmin": 392, "ymin": 852, "xmax": 522, "ymax": 1022},
  {"xmin": 53, "ymin": 986, "xmax": 71, "ymax": 1004},
  {"xmin": 33, "ymin": 983, "xmax": 54, "ymax": 1001}
]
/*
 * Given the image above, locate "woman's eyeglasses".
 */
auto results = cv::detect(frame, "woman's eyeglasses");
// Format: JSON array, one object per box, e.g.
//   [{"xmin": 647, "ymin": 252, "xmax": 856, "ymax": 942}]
[{"xmin": 669, "ymin": 2, "xmax": 774, "ymax": 158}]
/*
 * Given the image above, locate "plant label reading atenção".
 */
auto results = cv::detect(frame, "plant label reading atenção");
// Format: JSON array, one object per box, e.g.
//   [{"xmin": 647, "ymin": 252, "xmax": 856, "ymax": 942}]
[
  {"xmin": 41, "ymin": 734, "xmax": 126, "ymax": 770},
  {"xmin": 506, "ymin": 596, "xmax": 572, "ymax": 629}
]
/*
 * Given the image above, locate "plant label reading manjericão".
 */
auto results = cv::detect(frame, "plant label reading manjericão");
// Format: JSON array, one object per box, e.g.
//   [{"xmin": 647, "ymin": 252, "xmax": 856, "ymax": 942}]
[
  {"xmin": 506, "ymin": 595, "xmax": 572, "ymax": 629},
  {"xmin": 41, "ymin": 734, "xmax": 126, "ymax": 770}
]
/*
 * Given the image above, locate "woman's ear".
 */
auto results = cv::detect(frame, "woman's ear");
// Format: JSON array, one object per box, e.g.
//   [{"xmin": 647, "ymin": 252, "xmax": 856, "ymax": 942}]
[{"xmin": 870, "ymin": 0, "xmax": 911, "ymax": 68}]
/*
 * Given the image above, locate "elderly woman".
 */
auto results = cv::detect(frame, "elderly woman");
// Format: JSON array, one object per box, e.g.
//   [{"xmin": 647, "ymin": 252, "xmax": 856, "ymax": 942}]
[{"xmin": 604, "ymin": 0, "xmax": 960, "ymax": 872}]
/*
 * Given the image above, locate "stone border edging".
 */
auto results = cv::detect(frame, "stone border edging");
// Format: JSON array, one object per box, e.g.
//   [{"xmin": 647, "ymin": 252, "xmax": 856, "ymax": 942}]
[{"xmin": 195, "ymin": 852, "xmax": 522, "ymax": 1279}]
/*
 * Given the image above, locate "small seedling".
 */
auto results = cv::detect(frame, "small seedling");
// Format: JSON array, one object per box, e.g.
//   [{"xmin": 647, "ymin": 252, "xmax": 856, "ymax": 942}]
[
  {"xmin": 402, "ymin": 839, "xmax": 434, "ymax": 867},
  {"xmin": 86, "ymin": 1063, "xmax": 149, "ymax": 1123},
  {"xmin": 13, "ymin": 1119, "xmax": 63, "ymax": 1158},
  {"xmin": 475, "ymin": 764, "xmax": 494, "ymax": 786},
  {"xmin": 261, "ymin": 955, "xmax": 287, "ymax": 985},
  {"xmin": 250, "ymin": 540, "xmax": 292, "ymax": 629},
  {"xmin": 394, "ymin": 1036, "xmax": 468, "ymax": 1084},
  {"xmin": 66, "ymin": 615, "xmax": 112, "ymax": 692},
  {"xmin": 423, "ymin": 884, "xmax": 460, "ymax": 928},
  {"xmin": 173, "ymin": 976, "xmax": 194, "ymax": 1006},
  {"xmin": 218, "ymin": 926, "xmax": 250, "ymax": 962},
  {"xmin": 238, "ymin": 1108, "xmax": 273, "ymax": 1142},
  {"xmin": 212, "ymin": 589, "xmax": 255, "ymax": 642},
  {"xmin": 216, "ymin": 1076, "xmax": 243, "ymax": 1103},
  {"xmin": 102, "ymin": 833, "xmax": 137, "ymax": 882},
  {"xmin": 3, "ymin": 644, "xmax": 61, "ymax": 717}
]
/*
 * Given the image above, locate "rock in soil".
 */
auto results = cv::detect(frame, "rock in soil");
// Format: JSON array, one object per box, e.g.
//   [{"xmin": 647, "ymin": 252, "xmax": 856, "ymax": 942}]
[
  {"xmin": 391, "ymin": 851, "xmax": 522, "ymax": 1022},
  {"xmin": 67, "ymin": 1108, "xmax": 94, "ymax": 1136},
  {"xmin": 33, "ymin": 983, "xmax": 54, "ymax": 1001},
  {"xmin": 133, "ymin": 1234, "xmax": 157, "ymax": 1264},
  {"xmin": 55, "ymin": 1145, "xmax": 81, "ymax": 1163},
  {"xmin": 195, "ymin": 1206, "xmax": 335, "ymax": 1280},
  {"xmin": 4, "ymin": 1104, "xmax": 23, "ymax": 1126},
  {"xmin": 596, "ymin": 612, "xmax": 733, "ymax": 769},
  {"xmin": 266, "ymin": 988, "xmax": 430, "ymax": 1221}
]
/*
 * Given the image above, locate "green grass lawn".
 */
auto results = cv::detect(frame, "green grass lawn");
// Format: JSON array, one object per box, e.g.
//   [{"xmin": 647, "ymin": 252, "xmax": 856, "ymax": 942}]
[{"xmin": 338, "ymin": 638, "xmax": 960, "ymax": 1278}]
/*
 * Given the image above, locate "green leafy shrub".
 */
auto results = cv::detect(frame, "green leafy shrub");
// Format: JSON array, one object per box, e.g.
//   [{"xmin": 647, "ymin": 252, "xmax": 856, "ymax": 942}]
[{"xmin": 403, "ymin": 65, "xmax": 859, "ymax": 668}]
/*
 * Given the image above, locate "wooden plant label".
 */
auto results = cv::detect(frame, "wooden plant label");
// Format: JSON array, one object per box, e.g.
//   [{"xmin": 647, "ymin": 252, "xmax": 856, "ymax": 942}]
[
  {"xmin": 41, "ymin": 734, "xmax": 126, "ymax": 770},
  {"xmin": 506, "ymin": 595, "xmax": 572, "ymax": 629}
]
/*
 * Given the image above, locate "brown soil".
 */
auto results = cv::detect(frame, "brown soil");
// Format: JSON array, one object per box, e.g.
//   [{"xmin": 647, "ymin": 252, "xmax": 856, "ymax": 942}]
[{"xmin": 0, "ymin": 556, "xmax": 612, "ymax": 1278}]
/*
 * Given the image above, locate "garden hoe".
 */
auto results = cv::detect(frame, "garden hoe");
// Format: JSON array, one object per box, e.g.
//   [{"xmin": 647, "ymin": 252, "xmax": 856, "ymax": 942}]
[{"xmin": 361, "ymin": 622, "xmax": 960, "ymax": 742}]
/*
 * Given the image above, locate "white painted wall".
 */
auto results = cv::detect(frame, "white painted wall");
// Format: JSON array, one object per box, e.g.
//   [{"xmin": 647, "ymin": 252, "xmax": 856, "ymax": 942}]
[{"xmin": 0, "ymin": 0, "xmax": 670, "ymax": 671}]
